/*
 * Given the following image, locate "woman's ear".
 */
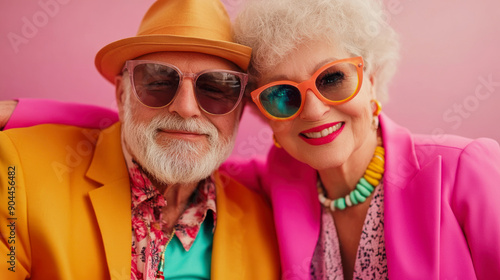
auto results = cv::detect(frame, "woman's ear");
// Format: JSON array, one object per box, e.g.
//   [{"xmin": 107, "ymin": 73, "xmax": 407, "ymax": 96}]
[{"xmin": 368, "ymin": 73, "xmax": 377, "ymax": 99}]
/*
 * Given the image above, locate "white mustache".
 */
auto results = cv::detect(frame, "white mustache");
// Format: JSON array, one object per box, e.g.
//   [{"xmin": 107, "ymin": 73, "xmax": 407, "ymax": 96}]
[{"xmin": 147, "ymin": 113, "xmax": 218, "ymax": 139}]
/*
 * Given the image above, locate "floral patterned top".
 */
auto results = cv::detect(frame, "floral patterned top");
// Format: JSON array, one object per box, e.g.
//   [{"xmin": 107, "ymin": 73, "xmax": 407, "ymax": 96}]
[
  {"xmin": 122, "ymin": 146, "xmax": 217, "ymax": 280},
  {"xmin": 310, "ymin": 184, "xmax": 388, "ymax": 279}
]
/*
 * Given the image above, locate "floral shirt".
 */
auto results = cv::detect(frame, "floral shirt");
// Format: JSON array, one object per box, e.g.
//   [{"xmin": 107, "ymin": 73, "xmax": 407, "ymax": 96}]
[
  {"xmin": 123, "ymin": 145, "xmax": 217, "ymax": 280},
  {"xmin": 310, "ymin": 184, "xmax": 387, "ymax": 279}
]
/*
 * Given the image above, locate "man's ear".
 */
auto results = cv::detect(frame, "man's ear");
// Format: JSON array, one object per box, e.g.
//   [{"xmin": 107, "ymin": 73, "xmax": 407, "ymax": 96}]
[{"xmin": 115, "ymin": 75, "xmax": 126, "ymax": 120}]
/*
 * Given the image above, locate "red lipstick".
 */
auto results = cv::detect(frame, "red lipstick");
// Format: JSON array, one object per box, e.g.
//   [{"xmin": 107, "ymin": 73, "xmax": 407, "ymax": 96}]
[{"xmin": 299, "ymin": 122, "xmax": 344, "ymax": 146}]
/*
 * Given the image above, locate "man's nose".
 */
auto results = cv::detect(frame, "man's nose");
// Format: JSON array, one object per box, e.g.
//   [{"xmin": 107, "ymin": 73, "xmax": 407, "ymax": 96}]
[{"xmin": 168, "ymin": 79, "xmax": 202, "ymax": 118}]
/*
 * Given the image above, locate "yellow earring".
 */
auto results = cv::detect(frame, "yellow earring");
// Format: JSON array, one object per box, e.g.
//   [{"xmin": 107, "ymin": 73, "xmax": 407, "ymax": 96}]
[
  {"xmin": 273, "ymin": 134, "xmax": 282, "ymax": 148},
  {"xmin": 371, "ymin": 99, "xmax": 382, "ymax": 130},
  {"xmin": 371, "ymin": 99, "xmax": 382, "ymax": 116}
]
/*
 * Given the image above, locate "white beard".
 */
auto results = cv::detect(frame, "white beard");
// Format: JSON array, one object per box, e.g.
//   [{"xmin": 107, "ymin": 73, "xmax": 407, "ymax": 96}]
[{"xmin": 121, "ymin": 86, "xmax": 238, "ymax": 185}]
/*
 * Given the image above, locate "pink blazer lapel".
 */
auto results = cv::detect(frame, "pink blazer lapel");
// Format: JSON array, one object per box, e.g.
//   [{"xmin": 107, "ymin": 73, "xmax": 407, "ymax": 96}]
[
  {"xmin": 381, "ymin": 114, "xmax": 442, "ymax": 279},
  {"xmin": 265, "ymin": 147, "xmax": 320, "ymax": 279}
]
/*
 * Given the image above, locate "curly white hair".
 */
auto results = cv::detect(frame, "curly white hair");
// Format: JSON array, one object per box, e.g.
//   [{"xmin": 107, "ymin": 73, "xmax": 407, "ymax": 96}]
[{"xmin": 233, "ymin": 0, "xmax": 400, "ymax": 102}]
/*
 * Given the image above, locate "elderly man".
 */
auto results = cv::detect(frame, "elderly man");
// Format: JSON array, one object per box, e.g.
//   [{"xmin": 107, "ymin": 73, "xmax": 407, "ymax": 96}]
[{"xmin": 0, "ymin": 0, "xmax": 279, "ymax": 279}]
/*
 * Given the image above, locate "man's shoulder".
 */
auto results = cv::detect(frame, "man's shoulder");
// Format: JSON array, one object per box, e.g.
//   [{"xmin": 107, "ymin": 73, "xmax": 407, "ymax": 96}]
[
  {"xmin": 2, "ymin": 123, "xmax": 119, "ymax": 147},
  {"xmin": 0, "ymin": 122, "xmax": 123, "ymax": 184},
  {"xmin": 4, "ymin": 123, "xmax": 95, "ymax": 142},
  {"xmin": 0, "ymin": 123, "xmax": 122, "ymax": 166}
]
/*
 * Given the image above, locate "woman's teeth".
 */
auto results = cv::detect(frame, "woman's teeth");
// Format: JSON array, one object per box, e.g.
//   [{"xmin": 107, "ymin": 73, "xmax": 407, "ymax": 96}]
[{"xmin": 303, "ymin": 123, "xmax": 343, "ymax": 139}]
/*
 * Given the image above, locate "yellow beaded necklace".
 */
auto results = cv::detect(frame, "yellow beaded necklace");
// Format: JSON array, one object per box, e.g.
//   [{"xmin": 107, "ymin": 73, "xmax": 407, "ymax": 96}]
[{"xmin": 317, "ymin": 138, "xmax": 385, "ymax": 211}]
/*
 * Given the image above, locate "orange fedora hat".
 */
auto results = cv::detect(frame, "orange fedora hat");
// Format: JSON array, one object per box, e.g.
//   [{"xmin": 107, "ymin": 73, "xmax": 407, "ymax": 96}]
[{"xmin": 95, "ymin": 0, "xmax": 252, "ymax": 83}]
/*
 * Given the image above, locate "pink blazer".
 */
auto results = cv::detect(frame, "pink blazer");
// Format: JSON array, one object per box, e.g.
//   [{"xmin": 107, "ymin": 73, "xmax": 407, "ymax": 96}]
[
  {"xmin": 224, "ymin": 114, "xmax": 500, "ymax": 279},
  {"xmin": 6, "ymin": 100, "xmax": 500, "ymax": 279}
]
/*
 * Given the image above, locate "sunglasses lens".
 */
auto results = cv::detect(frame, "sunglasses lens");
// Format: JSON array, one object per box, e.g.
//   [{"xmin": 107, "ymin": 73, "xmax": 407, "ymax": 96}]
[
  {"xmin": 195, "ymin": 72, "xmax": 243, "ymax": 114},
  {"xmin": 315, "ymin": 62, "xmax": 359, "ymax": 102},
  {"xmin": 259, "ymin": 85, "xmax": 302, "ymax": 118},
  {"xmin": 132, "ymin": 63, "xmax": 180, "ymax": 107}
]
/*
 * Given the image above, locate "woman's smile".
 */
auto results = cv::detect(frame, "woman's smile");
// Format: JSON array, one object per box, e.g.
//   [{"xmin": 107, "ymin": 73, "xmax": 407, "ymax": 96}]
[
  {"xmin": 299, "ymin": 122, "xmax": 345, "ymax": 145},
  {"xmin": 301, "ymin": 122, "xmax": 343, "ymax": 139}
]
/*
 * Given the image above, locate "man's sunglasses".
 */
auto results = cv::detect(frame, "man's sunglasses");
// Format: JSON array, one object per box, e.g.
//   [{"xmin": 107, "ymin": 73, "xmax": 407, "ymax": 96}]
[
  {"xmin": 123, "ymin": 60, "xmax": 248, "ymax": 115},
  {"xmin": 250, "ymin": 56, "xmax": 364, "ymax": 121}
]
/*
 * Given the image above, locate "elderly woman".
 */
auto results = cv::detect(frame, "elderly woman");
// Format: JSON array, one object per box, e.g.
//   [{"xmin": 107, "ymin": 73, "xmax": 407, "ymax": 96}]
[{"xmin": 229, "ymin": 0, "xmax": 500, "ymax": 279}]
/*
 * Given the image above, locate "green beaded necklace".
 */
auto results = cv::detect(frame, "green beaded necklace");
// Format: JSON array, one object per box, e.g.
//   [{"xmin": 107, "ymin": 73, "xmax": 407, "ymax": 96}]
[{"xmin": 317, "ymin": 144, "xmax": 385, "ymax": 211}]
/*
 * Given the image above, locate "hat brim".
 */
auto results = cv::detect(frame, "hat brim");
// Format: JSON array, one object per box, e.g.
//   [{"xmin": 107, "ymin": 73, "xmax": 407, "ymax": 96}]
[{"xmin": 95, "ymin": 35, "xmax": 252, "ymax": 83}]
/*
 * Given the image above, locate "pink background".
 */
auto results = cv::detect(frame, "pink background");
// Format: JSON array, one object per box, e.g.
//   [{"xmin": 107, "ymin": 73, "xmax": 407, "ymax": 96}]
[{"xmin": 1, "ymin": 0, "xmax": 499, "ymax": 159}]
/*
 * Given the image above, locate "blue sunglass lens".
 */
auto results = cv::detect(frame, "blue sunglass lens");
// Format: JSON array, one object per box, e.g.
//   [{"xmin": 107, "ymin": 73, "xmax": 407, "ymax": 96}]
[{"xmin": 259, "ymin": 85, "xmax": 301, "ymax": 118}]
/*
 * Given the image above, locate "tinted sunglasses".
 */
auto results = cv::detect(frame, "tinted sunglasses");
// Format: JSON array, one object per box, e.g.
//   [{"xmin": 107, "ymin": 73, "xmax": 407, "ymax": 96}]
[
  {"xmin": 123, "ymin": 60, "xmax": 248, "ymax": 115},
  {"xmin": 250, "ymin": 56, "xmax": 364, "ymax": 121}
]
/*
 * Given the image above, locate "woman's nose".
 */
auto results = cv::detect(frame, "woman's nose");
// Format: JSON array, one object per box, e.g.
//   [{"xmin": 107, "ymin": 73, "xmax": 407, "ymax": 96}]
[{"xmin": 299, "ymin": 89, "xmax": 331, "ymax": 121}]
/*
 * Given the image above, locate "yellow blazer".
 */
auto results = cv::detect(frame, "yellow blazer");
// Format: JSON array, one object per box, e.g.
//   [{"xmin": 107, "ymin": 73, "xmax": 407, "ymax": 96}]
[{"xmin": 0, "ymin": 123, "xmax": 280, "ymax": 280}]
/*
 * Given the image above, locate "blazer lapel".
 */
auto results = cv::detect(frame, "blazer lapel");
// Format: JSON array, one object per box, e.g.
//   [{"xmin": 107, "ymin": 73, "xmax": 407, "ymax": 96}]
[
  {"xmin": 86, "ymin": 123, "xmax": 132, "ymax": 280},
  {"xmin": 381, "ymin": 115, "xmax": 442, "ymax": 279},
  {"xmin": 211, "ymin": 172, "xmax": 280, "ymax": 279},
  {"xmin": 212, "ymin": 172, "xmax": 248, "ymax": 278},
  {"xmin": 265, "ymin": 147, "xmax": 320, "ymax": 279}
]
